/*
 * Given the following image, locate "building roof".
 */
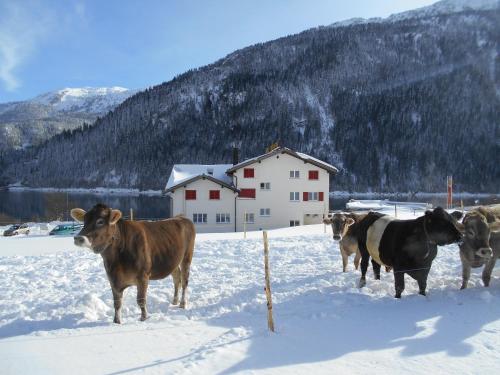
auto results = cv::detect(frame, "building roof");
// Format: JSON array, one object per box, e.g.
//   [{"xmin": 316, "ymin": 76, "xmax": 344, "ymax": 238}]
[
  {"xmin": 165, "ymin": 164, "xmax": 236, "ymax": 193},
  {"xmin": 226, "ymin": 147, "xmax": 338, "ymax": 174}
]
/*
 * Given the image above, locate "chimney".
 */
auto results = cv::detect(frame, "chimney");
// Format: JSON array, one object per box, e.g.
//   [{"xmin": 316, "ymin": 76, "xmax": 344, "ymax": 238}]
[{"xmin": 232, "ymin": 146, "xmax": 239, "ymax": 165}]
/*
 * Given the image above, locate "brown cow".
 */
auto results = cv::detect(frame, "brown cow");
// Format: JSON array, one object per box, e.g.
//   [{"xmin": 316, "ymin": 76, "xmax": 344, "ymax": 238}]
[
  {"xmin": 459, "ymin": 205, "xmax": 500, "ymax": 289},
  {"xmin": 71, "ymin": 203, "xmax": 195, "ymax": 324},
  {"xmin": 323, "ymin": 212, "xmax": 361, "ymax": 272}
]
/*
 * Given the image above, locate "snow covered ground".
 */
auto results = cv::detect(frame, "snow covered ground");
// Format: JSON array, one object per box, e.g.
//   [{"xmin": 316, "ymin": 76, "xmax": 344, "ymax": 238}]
[{"xmin": 0, "ymin": 209, "xmax": 499, "ymax": 374}]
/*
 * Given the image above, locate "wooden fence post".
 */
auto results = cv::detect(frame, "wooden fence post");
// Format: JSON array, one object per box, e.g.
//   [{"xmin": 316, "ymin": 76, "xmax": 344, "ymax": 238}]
[{"xmin": 263, "ymin": 231, "xmax": 275, "ymax": 332}]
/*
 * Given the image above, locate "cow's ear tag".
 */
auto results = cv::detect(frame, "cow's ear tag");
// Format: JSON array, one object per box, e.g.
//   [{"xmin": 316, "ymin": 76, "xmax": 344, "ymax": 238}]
[
  {"xmin": 110, "ymin": 209, "xmax": 122, "ymax": 225},
  {"xmin": 71, "ymin": 208, "xmax": 86, "ymax": 223}
]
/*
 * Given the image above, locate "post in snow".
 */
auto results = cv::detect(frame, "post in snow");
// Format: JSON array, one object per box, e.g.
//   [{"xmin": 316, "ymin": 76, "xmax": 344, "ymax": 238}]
[{"xmin": 262, "ymin": 231, "xmax": 275, "ymax": 333}]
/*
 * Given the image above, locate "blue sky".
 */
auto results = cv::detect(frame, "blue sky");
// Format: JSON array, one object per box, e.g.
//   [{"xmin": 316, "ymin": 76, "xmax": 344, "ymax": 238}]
[{"xmin": 0, "ymin": 0, "xmax": 436, "ymax": 102}]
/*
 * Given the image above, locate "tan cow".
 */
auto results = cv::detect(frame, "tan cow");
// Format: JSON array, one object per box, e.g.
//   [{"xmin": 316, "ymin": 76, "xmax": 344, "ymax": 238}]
[
  {"xmin": 71, "ymin": 203, "xmax": 195, "ymax": 324},
  {"xmin": 323, "ymin": 212, "xmax": 365, "ymax": 272},
  {"xmin": 459, "ymin": 205, "xmax": 500, "ymax": 289}
]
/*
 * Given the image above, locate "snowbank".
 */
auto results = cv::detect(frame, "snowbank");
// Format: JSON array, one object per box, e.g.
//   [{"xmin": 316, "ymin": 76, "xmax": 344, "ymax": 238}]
[{"xmin": 0, "ymin": 222, "xmax": 499, "ymax": 374}]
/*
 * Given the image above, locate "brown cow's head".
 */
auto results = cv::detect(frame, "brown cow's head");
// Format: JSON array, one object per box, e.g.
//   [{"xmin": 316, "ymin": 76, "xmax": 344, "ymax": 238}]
[
  {"xmin": 424, "ymin": 207, "xmax": 463, "ymax": 246},
  {"xmin": 70, "ymin": 203, "xmax": 122, "ymax": 254},
  {"xmin": 461, "ymin": 211, "xmax": 500, "ymax": 259},
  {"xmin": 323, "ymin": 212, "xmax": 355, "ymax": 241}
]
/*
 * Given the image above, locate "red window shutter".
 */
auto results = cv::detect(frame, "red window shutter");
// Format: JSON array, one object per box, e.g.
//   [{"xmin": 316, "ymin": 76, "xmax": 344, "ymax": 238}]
[
  {"xmin": 243, "ymin": 168, "xmax": 254, "ymax": 178},
  {"xmin": 319, "ymin": 192, "xmax": 324, "ymax": 201},
  {"xmin": 185, "ymin": 190, "xmax": 196, "ymax": 200},
  {"xmin": 239, "ymin": 189, "xmax": 256, "ymax": 198},
  {"xmin": 309, "ymin": 170, "xmax": 319, "ymax": 180},
  {"xmin": 303, "ymin": 192, "xmax": 309, "ymax": 201},
  {"xmin": 209, "ymin": 190, "xmax": 220, "ymax": 200}
]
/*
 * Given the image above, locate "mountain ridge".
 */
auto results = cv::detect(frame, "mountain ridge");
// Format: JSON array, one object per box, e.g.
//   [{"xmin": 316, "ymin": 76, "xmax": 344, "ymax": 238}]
[{"xmin": 2, "ymin": 0, "xmax": 499, "ymax": 192}]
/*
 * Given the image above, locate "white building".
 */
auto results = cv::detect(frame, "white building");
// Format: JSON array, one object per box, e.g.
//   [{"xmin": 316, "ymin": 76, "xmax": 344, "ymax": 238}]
[{"xmin": 165, "ymin": 147, "xmax": 338, "ymax": 233}]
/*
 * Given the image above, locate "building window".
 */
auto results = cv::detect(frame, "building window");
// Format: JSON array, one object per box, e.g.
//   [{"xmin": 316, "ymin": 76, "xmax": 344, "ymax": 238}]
[
  {"xmin": 303, "ymin": 192, "xmax": 324, "ymax": 201},
  {"xmin": 243, "ymin": 168, "xmax": 254, "ymax": 178},
  {"xmin": 216, "ymin": 213, "xmax": 230, "ymax": 223},
  {"xmin": 308, "ymin": 170, "xmax": 319, "ymax": 180},
  {"xmin": 245, "ymin": 213, "xmax": 255, "ymax": 224},
  {"xmin": 290, "ymin": 220, "xmax": 300, "ymax": 227},
  {"xmin": 209, "ymin": 190, "xmax": 220, "ymax": 200},
  {"xmin": 305, "ymin": 192, "xmax": 319, "ymax": 201},
  {"xmin": 185, "ymin": 190, "xmax": 196, "ymax": 200},
  {"xmin": 260, "ymin": 208, "xmax": 271, "ymax": 217},
  {"xmin": 289, "ymin": 170, "xmax": 300, "ymax": 179},
  {"xmin": 239, "ymin": 188, "xmax": 256, "ymax": 199},
  {"xmin": 290, "ymin": 192, "xmax": 300, "ymax": 201},
  {"xmin": 193, "ymin": 213, "xmax": 207, "ymax": 224},
  {"xmin": 260, "ymin": 182, "xmax": 271, "ymax": 190}
]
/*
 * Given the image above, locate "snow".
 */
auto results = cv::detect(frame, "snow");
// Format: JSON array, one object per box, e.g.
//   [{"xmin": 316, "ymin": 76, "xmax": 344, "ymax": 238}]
[
  {"xmin": 1, "ymin": 209, "xmax": 499, "ymax": 374},
  {"xmin": 329, "ymin": 0, "xmax": 499, "ymax": 28},
  {"xmin": 165, "ymin": 164, "xmax": 234, "ymax": 190},
  {"xmin": 31, "ymin": 86, "xmax": 139, "ymax": 114}
]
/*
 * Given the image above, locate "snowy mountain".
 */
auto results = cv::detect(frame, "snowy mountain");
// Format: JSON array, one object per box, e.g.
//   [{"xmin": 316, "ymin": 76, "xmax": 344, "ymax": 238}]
[
  {"xmin": 0, "ymin": 87, "xmax": 138, "ymax": 153},
  {"xmin": 31, "ymin": 86, "xmax": 139, "ymax": 114},
  {"xmin": 2, "ymin": 0, "xmax": 499, "ymax": 192}
]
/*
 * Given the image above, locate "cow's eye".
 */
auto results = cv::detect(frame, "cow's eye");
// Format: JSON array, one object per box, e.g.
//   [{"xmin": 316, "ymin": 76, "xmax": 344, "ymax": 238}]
[
  {"xmin": 467, "ymin": 229, "xmax": 475, "ymax": 237},
  {"xmin": 96, "ymin": 218, "xmax": 105, "ymax": 227}
]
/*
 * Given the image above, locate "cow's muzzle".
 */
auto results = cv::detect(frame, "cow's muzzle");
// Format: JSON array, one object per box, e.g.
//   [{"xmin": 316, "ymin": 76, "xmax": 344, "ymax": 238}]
[
  {"xmin": 475, "ymin": 247, "xmax": 493, "ymax": 259},
  {"xmin": 333, "ymin": 234, "xmax": 341, "ymax": 241},
  {"xmin": 74, "ymin": 235, "xmax": 92, "ymax": 249}
]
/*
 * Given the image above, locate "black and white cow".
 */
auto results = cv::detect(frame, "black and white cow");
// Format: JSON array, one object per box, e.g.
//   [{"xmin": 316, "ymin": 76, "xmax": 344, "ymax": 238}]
[{"xmin": 357, "ymin": 207, "xmax": 463, "ymax": 298}]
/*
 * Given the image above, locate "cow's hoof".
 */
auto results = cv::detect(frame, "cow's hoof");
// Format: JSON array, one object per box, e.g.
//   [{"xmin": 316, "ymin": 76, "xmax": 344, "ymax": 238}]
[
  {"xmin": 374, "ymin": 275, "xmax": 381, "ymax": 280},
  {"xmin": 419, "ymin": 291, "xmax": 426, "ymax": 296},
  {"xmin": 113, "ymin": 318, "xmax": 121, "ymax": 324},
  {"xmin": 460, "ymin": 285, "xmax": 467, "ymax": 290},
  {"xmin": 140, "ymin": 316, "xmax": 148, "ymax": 322},
  {"xmin": 179, "ymin": 301, "xmax": 186, "ymax": 309},
  {"xmin": 358, "ymin": 278, "xmax": 366, "ymax": 288},
  {"xmin": 482, "ymin": 279, "xmax": 490, "ymax": 287},
  {"xmin": 172, "ymin": 297, "xmax": 179, "ymax": 305},
  {"xmin": 394, "ymin": 294, "xmax": 402, "ymax": 299}
]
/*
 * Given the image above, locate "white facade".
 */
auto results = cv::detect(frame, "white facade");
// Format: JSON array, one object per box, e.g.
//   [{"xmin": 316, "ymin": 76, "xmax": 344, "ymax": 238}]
[
  {"xmin": 170, "ymin": 178, "xmax": 237, "ymax": 233},
  {"xmin": 165, "ymin": 148, "xmax": 336, "ymax": 233},
  {"xmin": 231, "ymin": 153, "xmax": 329, "ymax": 231}
]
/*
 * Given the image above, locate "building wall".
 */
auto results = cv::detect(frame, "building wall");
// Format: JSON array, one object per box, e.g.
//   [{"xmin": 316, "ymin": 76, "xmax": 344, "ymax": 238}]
[
  {"xmin": 169, "ymin": 178, "xmax": 237, "ymax": 233},
  {"xmin": 232, "ymin": 153, "xmax": 330, "ymax": 231}
]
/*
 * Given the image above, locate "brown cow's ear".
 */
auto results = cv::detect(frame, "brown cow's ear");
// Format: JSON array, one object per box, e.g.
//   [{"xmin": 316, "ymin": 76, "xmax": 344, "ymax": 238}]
[
  {"xmin": 110, "ymin": 209, "xmax": 122, "ymax": 225},
  {"xmin": 70, "ymin": 208, "xmax": 86, "ymax": 223},
  {"xmin": 346, "ymin": 218, "xmax": 355, "ymax": 226},
  {"xmin": 489, "ymin": 221, "xmax": 500, "ymax": 233},
  {"xmin": 323, "ymin": 218, "xmax": 332, "ymax": 225},
  {"xmin": 454, "ymin": 221, "xmax": 465, "ymax": 233}
]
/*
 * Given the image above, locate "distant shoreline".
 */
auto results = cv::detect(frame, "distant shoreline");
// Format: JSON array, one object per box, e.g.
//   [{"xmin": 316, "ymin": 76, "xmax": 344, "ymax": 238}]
[{"xmin": 6, "ymin": 185, "xmax": 499, "ymax": 198}]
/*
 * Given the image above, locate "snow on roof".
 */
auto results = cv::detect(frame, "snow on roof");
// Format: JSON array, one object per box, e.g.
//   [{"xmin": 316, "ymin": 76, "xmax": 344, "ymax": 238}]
[
  {"xmin": 295, "ymin": 151, "xmax": 338, "ymax": 173},
  {"xmin": 227, "ymin": 147, "xmax": 338, "ymax": 174},
  {"xmin": 165, "ymin": 164, "xmax": 233, "ymax": 190}
]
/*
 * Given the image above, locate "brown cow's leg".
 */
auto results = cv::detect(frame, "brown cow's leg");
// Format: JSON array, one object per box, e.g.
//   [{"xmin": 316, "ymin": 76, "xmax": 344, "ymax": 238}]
[
  {"xmin": 482, "ymin": 257, "xmax": 497, "ymax": 287},
  {"xmin": 180, "ymin": 234, "xmax": 195, "ymax": 309},
  {"xmin": 112, "ymin": 288, "xmax": 123, "ymax": 324},
  {"xmin": 172, "ymin": 267, "xmax": 181, "ymax": 305},
  {"xmin": 179, "ymin": 265, "xmax": 190, "ymax": 309},
  {"xmin": 137, "ymin": 275, "xmax": 149, "ymax": 321},
  {"xmin": 460, "ymin": 261, "xmax": 471, "ymax": 290},
  {"xmin": 341, "ymin": 252, "xmax": 348, "ymax": 272},
  {"xmin": 354, "ymin": 251, "xmax": 361, "ymax": 270}
]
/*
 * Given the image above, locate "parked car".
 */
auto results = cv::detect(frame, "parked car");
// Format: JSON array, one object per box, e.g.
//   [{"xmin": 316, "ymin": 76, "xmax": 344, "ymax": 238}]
[
  {"xmin": 49, "ymin": 223, "xmax": 83, "ymax": 236},
  {"xmin": 3, "ymin": 224, "xmax": 30, "ymax": 236}
]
